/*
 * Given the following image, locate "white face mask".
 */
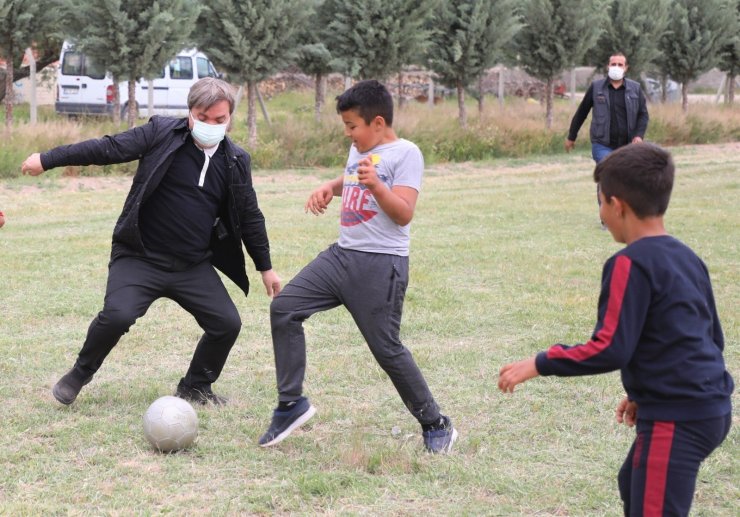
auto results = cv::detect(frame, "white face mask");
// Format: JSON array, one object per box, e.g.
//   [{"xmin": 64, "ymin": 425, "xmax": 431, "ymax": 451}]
[
  {"xmin": 190, "ymin": 111, "xmax": 228, "ymax": 148},
  {"xmin": 608, "ymin": 66, "xmax": 625, "ymax": 81}
]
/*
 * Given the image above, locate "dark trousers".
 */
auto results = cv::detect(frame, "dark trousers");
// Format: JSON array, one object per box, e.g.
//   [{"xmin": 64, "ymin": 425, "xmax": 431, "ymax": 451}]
[
  {"xmin": 618, "ymin": 413, "xmax": 732, "ymax": 517},
  {"xmin": 270, "ymin": 244, "xmax": 441, "ymax": 425},
  {"xmin": 72, "ymin": 256, "xmax": 242, "ymax": 386}
]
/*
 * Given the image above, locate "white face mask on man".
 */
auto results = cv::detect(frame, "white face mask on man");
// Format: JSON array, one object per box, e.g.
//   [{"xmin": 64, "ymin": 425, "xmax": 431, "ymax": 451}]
[
  {"xmin": 608, "ymin": 66, "xmax": 625, "ymax": 82},
  {"xmin": 189, "ymin": 112, "xmax": 228, "ymax": 148}
]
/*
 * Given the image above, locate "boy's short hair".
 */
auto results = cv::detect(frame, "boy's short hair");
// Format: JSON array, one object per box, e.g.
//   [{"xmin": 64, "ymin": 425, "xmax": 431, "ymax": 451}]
[
  {"xmin": 336, "ymin": 80, "xmax": 394, "ymax": 126},
  {"xmin": 188, "ymin": 77, "xmax": 236, "ymax": 115},
  {"xmin": 594, "ymin": 143, "xmax": 674, "ymax": 218}
]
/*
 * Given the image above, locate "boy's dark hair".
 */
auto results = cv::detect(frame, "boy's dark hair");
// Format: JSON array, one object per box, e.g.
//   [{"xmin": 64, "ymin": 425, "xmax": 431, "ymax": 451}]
[
  {"xmin": 336, "ymin": 80, "xmax": 394, "ymax": 126},
  {"xmin": 594, "ymin": 143, "xmax": 674, "ymax": 218}
]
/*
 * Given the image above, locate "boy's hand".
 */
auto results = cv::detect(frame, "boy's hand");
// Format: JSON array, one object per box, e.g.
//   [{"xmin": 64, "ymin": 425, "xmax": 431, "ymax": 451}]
[
  {"xmin": 615, "ymin": 397, "xmax": 638, "ymax": 427},
  {"xmin": 305, "ymin": 183, "xmax": 335, "ymax": 215},
  {"xmin": 21, "ymin": 153, "xmax": 44, "ymax": 176},
  {"xmin": 260, "ymin": 269, "xmax": 282, "ymax": 298},
  {"xmin": 357, "ymin": 155, "xmax": 380, "ymax": 190},
  {"xmin": 498, "ymin": 357, "xmax": 539, "ymax": 393}
]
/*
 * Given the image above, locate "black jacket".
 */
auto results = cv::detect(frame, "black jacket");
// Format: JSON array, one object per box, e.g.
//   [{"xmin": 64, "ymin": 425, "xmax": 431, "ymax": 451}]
[
  {"xmin": 568, "ymin": 78, "xmax": 649, "ymax": 147},
  {"xmin": 40, "ymin": 116, "xmax": 271, "ymax": 297}
]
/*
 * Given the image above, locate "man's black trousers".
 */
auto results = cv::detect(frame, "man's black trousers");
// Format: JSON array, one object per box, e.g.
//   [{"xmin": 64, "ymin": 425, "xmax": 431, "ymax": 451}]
[{"xmin": 72, "ymin": 256, "xmax": 242, "ymax": 387}]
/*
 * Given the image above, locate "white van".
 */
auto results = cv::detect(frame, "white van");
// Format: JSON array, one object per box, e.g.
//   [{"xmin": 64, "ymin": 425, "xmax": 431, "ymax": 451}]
[{"xmin": 55, "ymin": 42, "xmax": 220, "ymax": 118}]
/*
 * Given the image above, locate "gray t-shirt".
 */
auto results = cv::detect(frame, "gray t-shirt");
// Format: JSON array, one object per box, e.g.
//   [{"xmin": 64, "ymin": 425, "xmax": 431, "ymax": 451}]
[{"xmin": 338, "ymin": 138, "xmax": 423, "ymax": 256}]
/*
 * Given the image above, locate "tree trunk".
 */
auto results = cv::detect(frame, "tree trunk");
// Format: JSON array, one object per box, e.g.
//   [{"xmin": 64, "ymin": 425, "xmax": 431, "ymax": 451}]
[
  {"xmin": 247, "ymin": 80, "xmax": 258, "ymax": 149},
  {"xmin": 728, "ymin": 73, "xmax": 735, "ymax": 105},
  {"xmin": 4, "ymin": 46, "xmax": 14, "ymax": 129},
  {"xmin": 314, "ymin": 72, "xmax": 324, "ymax": 122},
  {"xmin": 545, "ymin": 77, "xmax": 554, "ymax": 129},
  {"xmin": 127, "ymin": 80, "xmax": 137, "ymax": 128},
  {"xmin": 456, "ymin": 80, "xmax": 467, "ymax": 128},
  {"xmin": 112, "ymin": 75, "xmax": 121, "ymax": 125},
  {"xmin": 477, "ymin": 75, "xmax": 484, "ymax": 115},
  {"xmin": 681, "ymin": 82, "xmax": 689, "ymax": 113},
  {"xmin": 256, "ymin": 86, "xmax": 271, "ymax": 126},
  {"xmin": 660, "ymin": 75, "xmax": 668, "ymax": 104}
]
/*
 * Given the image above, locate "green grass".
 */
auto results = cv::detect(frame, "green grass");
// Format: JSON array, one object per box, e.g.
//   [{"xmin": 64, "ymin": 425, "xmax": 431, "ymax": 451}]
[{"xmin": 0, "ymin": 144, "xmax": 738, "ymax": 514}]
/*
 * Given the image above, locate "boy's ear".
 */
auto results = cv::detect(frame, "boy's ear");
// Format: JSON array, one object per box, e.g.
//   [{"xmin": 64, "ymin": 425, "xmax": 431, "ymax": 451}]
[
  {"xmin": 372, "ymin": 115, "xmax": 386, "ymax": 129},
  {"xmin": 611, "ymin": 196, "xmax": 628, "ymax": 217}
]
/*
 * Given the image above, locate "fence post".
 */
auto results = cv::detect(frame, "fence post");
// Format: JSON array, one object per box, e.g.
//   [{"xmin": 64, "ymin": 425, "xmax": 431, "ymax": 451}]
[{"xmin": 25, "ymin": 47, "xmax": 37, "ymax": 125}]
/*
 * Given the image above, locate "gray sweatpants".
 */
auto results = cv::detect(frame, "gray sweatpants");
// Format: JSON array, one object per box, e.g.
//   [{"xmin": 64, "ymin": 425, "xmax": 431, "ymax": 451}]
[{"xmin": 270, "ymin": 243, "xmax": 441, "ymax": 425}]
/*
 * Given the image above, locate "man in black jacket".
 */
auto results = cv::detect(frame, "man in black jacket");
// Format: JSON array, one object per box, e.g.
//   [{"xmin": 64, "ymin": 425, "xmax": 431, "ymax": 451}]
[
  {"xmin": 565, "ymin": 53, "xmax": 649, "ymax": 163},
  {"xmin": 21, "ymin": 77, "xmax": 281, "ymax": 406}
]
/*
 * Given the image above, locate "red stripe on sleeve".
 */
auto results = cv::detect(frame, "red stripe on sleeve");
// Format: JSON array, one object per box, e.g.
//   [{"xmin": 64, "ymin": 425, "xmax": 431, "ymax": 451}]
[
  {"xmin": 547, "ymin": 255, "xmax": 632, "ymax": 362},
  {"xmin": 644, "ymin": 421, "xmax": 675, "ymax": 517}
]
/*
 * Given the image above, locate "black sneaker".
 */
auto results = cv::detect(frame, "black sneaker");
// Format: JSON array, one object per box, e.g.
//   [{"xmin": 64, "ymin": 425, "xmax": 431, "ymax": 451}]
[
  {"xmin": 258, "ymin": 397, "xmax": 316, "ymax": 447},
  {"xmin": 52, "ymin": 368, "xmax": 93, "ymax": 405},
  {"xmin": 175, "ymin": 379, "xmax": 228, "ymax": 406},
  {"xmin": 422, "ymin": 415, "xmax": 458, "ymax": 453}
]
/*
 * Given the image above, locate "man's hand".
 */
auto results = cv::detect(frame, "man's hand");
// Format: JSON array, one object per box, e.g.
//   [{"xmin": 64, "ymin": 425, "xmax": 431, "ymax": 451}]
[
  {"xmin": 260, "ymin": 269, "xmax": 282, "ymax": 298},
  {"xmin": 498, "ymin": 357, "xmax": 539, "ymax": 393},
  {"xmin": 631, "ymin": 136, "xmax": 643, "ymax": 144},
  {"xmin": 615, "ymin": 397, "xmax": 638, "ymax": 427},
  {"xmin": 564, "ymin": 139, "xmax": 575, "ymax": 153},
  {"xmin": 21, "ymin": 153, "xmax": 44, "ymax": 176}
]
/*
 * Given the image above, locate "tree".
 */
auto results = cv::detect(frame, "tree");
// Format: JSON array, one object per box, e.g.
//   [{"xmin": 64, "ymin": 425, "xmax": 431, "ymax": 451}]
[
  {"xmin": 295, "ymin": 0, "xmax": 336, "ymax": 122},
  {"xmin": 323, "ymin": 0, "xmax": 437, "ymax": 88},
  {"xmin": 426, "ymin": 0, "xmax": 520, "ymax": 128},
  {"xmin": 514, "ymin": 0, "xmax": 609, "ymax": 129},
  {"xmin": 0, "ymin": 0, "xmax": 59, "ymax": 129},
  {"xmin": 587, "ymin": 0, "xmax": 672, "ymax": 83},
  {"xmin": 62, "ymin": 0, "xmax": 200, "ymax": 127},
  {"xmin": 194, "ymin": 0, "xmax": 306, "ymax": 148},
  {"xmin": 717, "ymin": 0, "xmax": 740, "ymax": 104},
  {"xmin": 657, "ymin": 0, "xmax": 737, "ymax": 112}
]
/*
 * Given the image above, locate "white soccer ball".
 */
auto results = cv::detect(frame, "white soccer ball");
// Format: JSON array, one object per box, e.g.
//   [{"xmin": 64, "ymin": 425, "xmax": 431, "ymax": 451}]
[{"xmin": 143, "ymin": 396, "xmax": 198, "ymax": 452}]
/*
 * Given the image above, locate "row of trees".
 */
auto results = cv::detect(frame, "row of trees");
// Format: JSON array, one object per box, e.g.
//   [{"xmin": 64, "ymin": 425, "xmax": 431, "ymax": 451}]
[{"xmin": 2, "ymin": 0, "xmax": 739, "ymax": 139}]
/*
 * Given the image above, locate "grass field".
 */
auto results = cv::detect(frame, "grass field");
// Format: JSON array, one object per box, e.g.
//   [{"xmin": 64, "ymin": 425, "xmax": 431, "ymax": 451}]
[{"xmin": 0, "ymin": 143, "xmax": 737, "ymax": 515}]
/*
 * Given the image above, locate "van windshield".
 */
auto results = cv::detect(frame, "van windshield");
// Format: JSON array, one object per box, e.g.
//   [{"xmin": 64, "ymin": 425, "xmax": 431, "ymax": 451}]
[
  {"xmin": 61, "ymin": 51, "xmax": 106, "ymax": 80},
  {"xmin": 197, "ymin": 57, "xmax": 219, "ymax": 78}
]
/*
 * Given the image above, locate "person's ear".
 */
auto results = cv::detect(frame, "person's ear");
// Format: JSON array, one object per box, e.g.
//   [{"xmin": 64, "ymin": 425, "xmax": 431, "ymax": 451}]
[
  {"xmin": 611, "ymin": 196, "xmax": 626, "ymax": 217},
  {"xmin": 373, "ymin": 115, "xmax": 385, "ymax": 130}
]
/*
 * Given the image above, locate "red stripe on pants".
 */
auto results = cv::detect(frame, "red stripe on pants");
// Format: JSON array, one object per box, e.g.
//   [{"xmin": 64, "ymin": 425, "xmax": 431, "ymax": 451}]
[{"xmin": 644, "ymin": 421, "xmax": 675, "ymax": 516}]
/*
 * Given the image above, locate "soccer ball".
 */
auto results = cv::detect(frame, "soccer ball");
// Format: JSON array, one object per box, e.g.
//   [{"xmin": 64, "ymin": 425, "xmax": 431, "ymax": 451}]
[{"xmin": 143, "ymin": 396, "xmax": 198, "ymax": 452}]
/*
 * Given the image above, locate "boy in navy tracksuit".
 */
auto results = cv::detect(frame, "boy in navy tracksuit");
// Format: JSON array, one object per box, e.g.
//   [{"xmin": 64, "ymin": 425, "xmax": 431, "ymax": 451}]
[{"xmin": 498, "ymin": 143, "xmax": 733, "ymax": 516}]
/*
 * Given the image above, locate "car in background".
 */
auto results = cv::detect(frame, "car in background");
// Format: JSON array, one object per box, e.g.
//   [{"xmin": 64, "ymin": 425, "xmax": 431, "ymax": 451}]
[
  {"xmin": 644, "ymin": 77, "xmax": 681, "ymax": 103},
  {"xmin": 55, "ymin": 42, "xmax": 220, "ymax": 118}
]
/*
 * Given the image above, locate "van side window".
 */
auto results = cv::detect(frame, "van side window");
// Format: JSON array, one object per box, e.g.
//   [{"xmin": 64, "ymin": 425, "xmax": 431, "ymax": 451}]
[
  {"xmin": 61, "ymin": 51, "xmax": 105, "ymax": 80},
  {"xmin": 169, "ymin": 57, "xmax": 193, "ymax": 80}
]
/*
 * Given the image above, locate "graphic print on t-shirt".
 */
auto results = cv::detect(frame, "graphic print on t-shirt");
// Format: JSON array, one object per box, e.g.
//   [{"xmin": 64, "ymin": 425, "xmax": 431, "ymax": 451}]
[{"xmin": 340, "ymin": 160, "xmax": 389, "ymax": 227}]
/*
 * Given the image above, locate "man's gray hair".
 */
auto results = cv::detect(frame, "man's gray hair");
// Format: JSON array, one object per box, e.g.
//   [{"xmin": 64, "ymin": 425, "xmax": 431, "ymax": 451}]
[{"xmin": 188, "ymin": 77, "xmax": 236, "ymax": 114}]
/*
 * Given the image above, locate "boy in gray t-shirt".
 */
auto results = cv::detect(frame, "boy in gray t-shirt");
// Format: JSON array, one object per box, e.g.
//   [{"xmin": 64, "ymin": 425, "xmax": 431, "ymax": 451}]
[{"xmin": 259, "ymin": 80, "xmax": 456, "ymax": 453}]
